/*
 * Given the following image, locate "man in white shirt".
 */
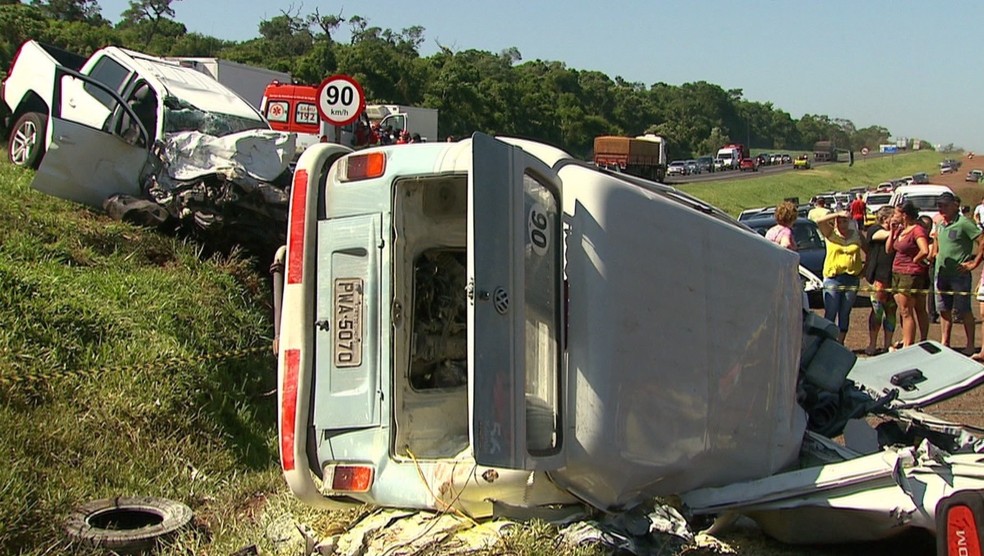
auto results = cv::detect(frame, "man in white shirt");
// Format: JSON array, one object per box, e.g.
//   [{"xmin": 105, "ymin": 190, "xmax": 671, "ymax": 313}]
[{"xmin": 973, "ymin": 198, "xmax": 984, "ymax": 232}]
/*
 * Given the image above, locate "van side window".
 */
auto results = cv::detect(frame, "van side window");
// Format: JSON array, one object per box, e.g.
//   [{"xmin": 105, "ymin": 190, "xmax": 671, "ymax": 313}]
[
  {"xmin": 84, "ymin": 57, "xmax": 131, "ymax": 109},
  {"xmin": 296, "ymin": 103, "xmax": 319, "ymax": 125}
]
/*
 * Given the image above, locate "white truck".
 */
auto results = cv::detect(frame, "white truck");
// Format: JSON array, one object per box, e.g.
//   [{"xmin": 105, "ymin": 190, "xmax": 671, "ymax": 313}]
[
  {"xmin": 273, "ymin": 133, "xmax": 984, "ymax": 548},
  {"xmin": 1, "ymin": 40, "xmax": 275, "ymax": 207},
  {"xmin": 166, "ymin": 57, "xmax": 291, "ymax": 111},
  {"xmin": 365, "ymin": 104, "xmax": 438, "ymax": 142}
]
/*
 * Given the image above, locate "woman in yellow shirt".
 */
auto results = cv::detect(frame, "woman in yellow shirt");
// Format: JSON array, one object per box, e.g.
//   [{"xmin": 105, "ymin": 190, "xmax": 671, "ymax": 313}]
[{"xmin": 817, "ymin": 211, "xmax": 866, "ymax": 343}]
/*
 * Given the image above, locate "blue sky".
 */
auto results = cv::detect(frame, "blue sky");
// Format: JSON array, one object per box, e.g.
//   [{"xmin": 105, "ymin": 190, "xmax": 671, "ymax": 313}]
[{"xmin": 97, "ymin": 0, "xmax": 984, "ymax": 151}]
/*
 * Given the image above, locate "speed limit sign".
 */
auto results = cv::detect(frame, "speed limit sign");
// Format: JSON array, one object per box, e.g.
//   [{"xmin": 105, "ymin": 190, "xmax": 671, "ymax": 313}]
[{"xmin": 315, "ymin": 75, "xmax": 366, "ymax": 126}]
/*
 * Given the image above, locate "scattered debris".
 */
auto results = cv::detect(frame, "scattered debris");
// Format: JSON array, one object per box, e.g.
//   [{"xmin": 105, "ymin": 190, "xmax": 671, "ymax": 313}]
[{"xmin": 104, "ymin": 129, "xmax": 295, "ymax": 261}]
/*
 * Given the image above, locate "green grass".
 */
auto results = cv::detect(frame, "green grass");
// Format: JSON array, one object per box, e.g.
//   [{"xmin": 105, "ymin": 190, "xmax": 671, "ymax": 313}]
[
  {"xmin": 0, "ymin": 159, "xmax": 293, "ymax": 553},
  {"xmin": 678, "ymin": 150, "xmax": 947, "ymax": 216}
]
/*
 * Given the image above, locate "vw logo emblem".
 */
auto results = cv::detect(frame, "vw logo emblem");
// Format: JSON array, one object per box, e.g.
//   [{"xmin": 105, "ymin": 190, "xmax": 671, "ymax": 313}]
[{"xmin": 493, "ymin": 287, "xmax": 509, "ymax": 315}]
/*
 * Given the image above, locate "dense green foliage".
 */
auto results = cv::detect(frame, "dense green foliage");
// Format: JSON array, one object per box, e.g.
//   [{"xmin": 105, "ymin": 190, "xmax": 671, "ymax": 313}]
[{"xmin": 1, "ymin": 0, "xmax": 910, "ymax": 160}]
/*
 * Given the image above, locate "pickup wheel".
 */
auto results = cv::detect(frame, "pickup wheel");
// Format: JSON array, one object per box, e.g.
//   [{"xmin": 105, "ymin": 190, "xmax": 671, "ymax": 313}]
[{"xmin": 8, "ymin": 112, "xmax": 46, "ymax": 169}]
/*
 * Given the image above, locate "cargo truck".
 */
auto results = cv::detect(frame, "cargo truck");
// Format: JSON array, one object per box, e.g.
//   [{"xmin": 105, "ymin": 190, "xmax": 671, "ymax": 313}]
[
  {"xmin": 715, "ymin": 143, "xmax": 748, "ymax": 170},
  {"xmin": 273, "ymin": 133, "xmax": 984, "ymax": 547},
  {"xmin": 593, "ymin": 134, "xmax": 667, "ymax": 181},
  {"xmin": 813, "ymin": 140, "xmax": 837, "ymax": 162},
  {"xmin": 166, "ymin": 57, "xmax": 291, "ymax": 110}
]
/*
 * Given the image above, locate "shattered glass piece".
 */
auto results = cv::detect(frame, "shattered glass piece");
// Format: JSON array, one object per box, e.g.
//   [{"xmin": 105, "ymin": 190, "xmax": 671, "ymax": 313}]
[{"xmin": 163, "ymin": 95, "xmax": 268, "ymax": 137}]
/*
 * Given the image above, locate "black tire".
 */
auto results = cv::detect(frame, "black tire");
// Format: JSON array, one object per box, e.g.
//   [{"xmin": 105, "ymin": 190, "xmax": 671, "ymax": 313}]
[
  {"xmin": 8, "ymin": 112, "xmax": 46, "ymax": 169},
  {"xmin": 64, "ymin": 496, "xmax": 193, "ymax": 552}
]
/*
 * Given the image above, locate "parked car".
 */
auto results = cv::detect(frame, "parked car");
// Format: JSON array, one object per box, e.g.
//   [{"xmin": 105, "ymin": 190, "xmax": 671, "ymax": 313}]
[
  {"xmin": 744, "ymin": 216, "xmax": 826, "ymax": 307},
  {"xmin": 941, "ymin": 159, "xmax": 961, "ymax": 174},
  {"xmin": 696, "ymin": 156, "xmax": 715, "ymax": 173},
  {"xmin": 739, "ymin": 157, "xmax": 758, "ymax": 172},
  {"xmin": 890, "ymin": 184, "xmax": 955, "ymax": 219},
  {"xmin": 863, "ymin": 191, "xmax": 893, "ymax": 213},
  {"xmin": 738, "ymin": 204, "xmax": 811, "ymax": 222},
  {"xmin": 793, "ymin": 155, "xmax": 811, "ymax": 170},
  {"xmin": 666, "ymin": 160, "xmax": 688, "ymax": 176},
  {"xmin": 966, "ymin": 169, "xmax": 984, "ymax": 183}
]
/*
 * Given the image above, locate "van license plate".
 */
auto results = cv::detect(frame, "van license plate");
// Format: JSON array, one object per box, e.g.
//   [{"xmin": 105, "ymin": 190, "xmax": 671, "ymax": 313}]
[{"xmin": 333, "ymin": 278, "xmax": 363, "ymax": 368}]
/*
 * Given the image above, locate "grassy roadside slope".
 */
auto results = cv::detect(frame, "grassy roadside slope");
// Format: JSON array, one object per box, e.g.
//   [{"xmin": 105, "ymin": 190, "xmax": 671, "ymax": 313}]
[
  {"xmin": 0, "ymin": 159, "xmax": 292, "ymax": 553},
  {"xmin": 678, "ymin": 151, "xmax": 947, "ymax": 216}
]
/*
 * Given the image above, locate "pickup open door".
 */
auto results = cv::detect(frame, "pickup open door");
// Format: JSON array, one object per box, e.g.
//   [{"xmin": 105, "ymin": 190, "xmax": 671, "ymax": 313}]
[
  {"xmin": 468, "ymin": 133, "xmax": 566, "ymax": 471},
  {"xmin": 32, "ymin": 67, "xmax": 149, "ymax": 208}
]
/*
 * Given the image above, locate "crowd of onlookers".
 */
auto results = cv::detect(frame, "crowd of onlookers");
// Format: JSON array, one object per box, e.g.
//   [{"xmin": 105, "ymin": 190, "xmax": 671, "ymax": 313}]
[{"xmin": 766, "ymin": 192, "xmax": 984, "ymax": 358}]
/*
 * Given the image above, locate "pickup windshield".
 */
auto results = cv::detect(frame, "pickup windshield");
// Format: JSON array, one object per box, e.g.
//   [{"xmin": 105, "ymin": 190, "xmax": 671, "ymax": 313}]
[{"xmin": 163, "ymin": 96, "xmax": 267, "ymax": 137}]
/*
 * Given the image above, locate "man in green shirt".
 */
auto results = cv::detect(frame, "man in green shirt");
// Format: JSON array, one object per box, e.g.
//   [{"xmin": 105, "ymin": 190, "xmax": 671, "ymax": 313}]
[{"xmin": 930, "ymin": 192, "xmax": 984, "ymax": 352}]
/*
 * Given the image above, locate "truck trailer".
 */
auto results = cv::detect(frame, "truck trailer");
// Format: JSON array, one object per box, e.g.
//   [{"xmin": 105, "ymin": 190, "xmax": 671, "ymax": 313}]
[
  {"xmin": 593, "ymin": 134, "xmax": 666, "ymax": 181},
  {"xmin": 167, "ymin": 57, "xmax": 291, "ymax": 111}
]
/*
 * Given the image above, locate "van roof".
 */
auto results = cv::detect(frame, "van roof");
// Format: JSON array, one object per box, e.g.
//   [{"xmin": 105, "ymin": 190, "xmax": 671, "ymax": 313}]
[{"xmin": 892, "ymin": 184, "xmax": 953, "ymax": 195}]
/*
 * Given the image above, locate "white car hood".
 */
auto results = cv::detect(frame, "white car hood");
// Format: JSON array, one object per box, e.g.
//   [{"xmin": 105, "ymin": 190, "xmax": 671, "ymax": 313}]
[{"xmin": 163, "ymin": 130, "xmax": 296, "ymax": 182}]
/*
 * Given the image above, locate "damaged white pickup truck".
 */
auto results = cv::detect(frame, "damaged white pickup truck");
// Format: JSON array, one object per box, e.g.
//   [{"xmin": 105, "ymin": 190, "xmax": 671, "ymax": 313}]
[
  {"xmin": 274, "ymin": 134, "xmax": 984, "ymax": 550},
  {"xmin": 2, "ymin": 40, "xmax": 294, "ymax": 258}
]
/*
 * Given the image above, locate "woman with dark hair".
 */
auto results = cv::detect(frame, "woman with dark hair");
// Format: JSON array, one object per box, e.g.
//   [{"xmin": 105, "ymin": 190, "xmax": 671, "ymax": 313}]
[
  {"xmin": 864, "ymin": 206, "xmax": 897, "ymax": 354},
  {"xmin": 887, "ymin": 201, "xmax": 931, "ymax": 347}
]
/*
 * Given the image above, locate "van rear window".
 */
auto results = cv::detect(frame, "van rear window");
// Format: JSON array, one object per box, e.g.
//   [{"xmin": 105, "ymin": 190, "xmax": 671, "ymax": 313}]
[{"xmin": 265, "ymin": 101, "xmax": 288, "ymax": 123}]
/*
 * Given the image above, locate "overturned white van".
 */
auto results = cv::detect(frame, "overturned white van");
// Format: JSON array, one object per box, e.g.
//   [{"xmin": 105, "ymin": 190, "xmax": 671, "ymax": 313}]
[{"xmin": 274, "ymin": 134, "xmax": 984, "ymax": 546}]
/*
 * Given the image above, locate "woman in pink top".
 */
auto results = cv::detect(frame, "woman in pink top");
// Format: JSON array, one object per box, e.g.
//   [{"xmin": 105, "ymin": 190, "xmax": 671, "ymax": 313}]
[
  {"xmin": 886, "ymin": 201, "xmax": 930, "ymax": 347},
  {"xmin": 765, "ymin": 201, "xmax": 798, "ymax": 251}
]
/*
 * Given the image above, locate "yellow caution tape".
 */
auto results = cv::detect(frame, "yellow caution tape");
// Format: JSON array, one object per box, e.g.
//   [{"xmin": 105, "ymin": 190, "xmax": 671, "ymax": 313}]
[{"xmin": 820, "ymin": 284, "xmax": 984, "ymax": 297}]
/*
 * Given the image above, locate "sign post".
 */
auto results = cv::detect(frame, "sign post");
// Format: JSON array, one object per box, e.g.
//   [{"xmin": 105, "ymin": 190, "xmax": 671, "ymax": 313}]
[{"xmin": 315, "ymin": 75, "xmax": 366, "ymax": 127}]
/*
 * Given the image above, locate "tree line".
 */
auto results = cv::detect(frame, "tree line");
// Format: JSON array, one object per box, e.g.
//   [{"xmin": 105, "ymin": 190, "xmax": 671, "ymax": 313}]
[{"xmin": 0, "ymin": 0, "xmax": 910, "ymax": 159}]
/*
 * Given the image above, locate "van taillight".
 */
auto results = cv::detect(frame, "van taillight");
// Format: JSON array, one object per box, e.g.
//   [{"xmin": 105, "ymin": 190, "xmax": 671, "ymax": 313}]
[
  {"xmin": 326, "ymin": 465, "xmax": 374, "ymax": 492},
  {"xmin": 286, "ymin": 169, "xmax": 308, "ymax": 285},
  {"xmin": 337, "ymin": 152, "xmax": 385, "ymax": 182}
]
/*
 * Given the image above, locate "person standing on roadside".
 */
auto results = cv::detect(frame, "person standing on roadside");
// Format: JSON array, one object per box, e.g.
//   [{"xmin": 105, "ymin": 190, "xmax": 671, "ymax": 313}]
[
  {"xmin": 923, "ymin": 214, "xmax": 941, "ymax": 324},
  {"xmin": 817, "ymin": 210, "xmax": 866, "ymax": 343},
  {"xmin": 765, "ymin": 201, "xmax": 799, "ymax": 251},
  {"xmin": 930, "ymin": 192, "xmax": 984, "ymax": 353},
  {"xmin": 808, "ymin": 197, "xmax": 831, "ymax": 222},
  {"xmin": 974, "ymin": 197, "xmax": 984, "ymax": 232},
  {"xmin": 864, "ymin": 207, "xmax": 897, "ymax": 354},
  {"xmin": 849, "ymin": 193, "xmax": 867, "ymax": 231},
  {"xmin": 887, "ymin": 202, "xmax": 931, "ymax": 348}
]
